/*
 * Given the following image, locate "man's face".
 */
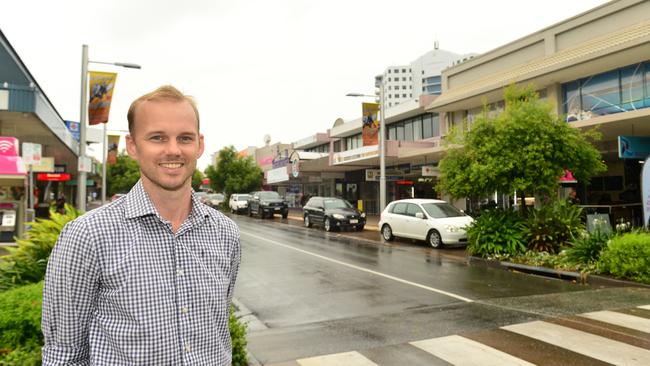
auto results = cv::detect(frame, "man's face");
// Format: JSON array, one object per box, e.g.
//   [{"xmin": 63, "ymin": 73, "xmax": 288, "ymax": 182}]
[{"xmin": 126, "ymin": 99, "xmax": 204, "ymax": 193}]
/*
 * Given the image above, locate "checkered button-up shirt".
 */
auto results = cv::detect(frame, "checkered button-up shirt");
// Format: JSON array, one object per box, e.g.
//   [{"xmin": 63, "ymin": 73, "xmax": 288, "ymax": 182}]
[{"xmin": 42, "ymin": 180, "xmax": 241, "ymax": 365}]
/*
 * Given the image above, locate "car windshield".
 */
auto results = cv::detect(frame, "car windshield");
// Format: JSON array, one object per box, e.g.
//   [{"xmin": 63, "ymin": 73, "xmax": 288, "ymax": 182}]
[
  {"xmin": 259, "ymin": 191, "xmax": 281, "ymax": 199},
  {"xmin": 208, "ymin": 194, "xmax": 224, "ymax": 200},
  {"xmin": 421, "ymin": 202, "xmax": 465, "ymax": 218},
  {"xmin": 235, "ymin": 194, "xmax": 250, "ymax": 200},
  {"xmin": 323, "ymin": 199, "xmax": 353, "ymax": 209},
  {"xmin": 195, "ymin": 192, "xmax": 208, "ymax": 197}
]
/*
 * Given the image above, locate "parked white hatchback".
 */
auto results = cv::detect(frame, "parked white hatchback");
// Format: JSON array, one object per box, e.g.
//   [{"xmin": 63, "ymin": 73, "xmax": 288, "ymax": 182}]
[{"xmin": 378, "ymin": 199, "xmax": 473, "ymax": 248}]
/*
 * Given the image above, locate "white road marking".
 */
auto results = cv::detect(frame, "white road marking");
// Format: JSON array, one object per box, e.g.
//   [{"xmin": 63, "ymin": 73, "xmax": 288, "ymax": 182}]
[
  {"xmin": 241, "ymin": 230, "xmax": 474, "ymax": 303},
  {"xmin": 503, "ymin": 320, "xmax": 650, "ymax": 366},
  {"xmin": 638, "ymin": 305, "xmax": 650, "ymax": 310},
  {"xmin": 580, "ymin": 310, "xmax": 650, "ymax": 333},
  {"xmin": 297, "ymin": 351, "xmax": 378, "ymax": 366},
  {"xmin": 411, "ymin": 335, "xmax": 535, "ymax": 366}
]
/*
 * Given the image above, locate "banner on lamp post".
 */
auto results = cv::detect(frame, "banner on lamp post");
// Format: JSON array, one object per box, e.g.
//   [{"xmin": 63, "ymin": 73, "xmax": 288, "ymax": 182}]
[
  {"xmin": 88, "ymin": 72, "xmax": 117, "ymax": 125},
  {"xmin": 107, "ymin": 134, "xmax": 120, "ymax": 165},
  {"xmin": 362, "ymin": 102, "xmax": 380, "ymax": 146}
]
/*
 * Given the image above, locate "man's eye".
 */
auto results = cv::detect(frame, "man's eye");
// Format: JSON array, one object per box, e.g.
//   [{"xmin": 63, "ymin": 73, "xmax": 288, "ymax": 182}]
[
  {"xmin": 179, "ymin": 136, "xmax": 194, "ymax": 143},
  {"xmin": 149, "ymin": 136, "xmax": 164, "ymax": 141}
]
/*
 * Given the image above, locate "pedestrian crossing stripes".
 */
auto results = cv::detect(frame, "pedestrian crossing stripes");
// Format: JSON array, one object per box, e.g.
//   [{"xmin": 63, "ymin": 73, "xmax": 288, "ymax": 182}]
[{"xmin": 264, "ymin": 304, "xmax": 650, "ymax": 366}]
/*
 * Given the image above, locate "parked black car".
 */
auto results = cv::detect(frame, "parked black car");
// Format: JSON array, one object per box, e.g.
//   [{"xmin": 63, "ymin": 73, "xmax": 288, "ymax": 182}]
[
  {"xmin": 303, "ymin": 196, "xmax": 366, "ymax": 232},
  {"xmin": 248, "ymin": 191, "xmax": 289, "ymax": 219}
]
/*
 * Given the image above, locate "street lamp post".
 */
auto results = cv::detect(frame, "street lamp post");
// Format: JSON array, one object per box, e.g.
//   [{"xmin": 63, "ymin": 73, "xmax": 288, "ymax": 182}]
[
  {"xmin": 346, "ymin": 74, "xmax": 387, "ymax": 213},
  {"xmin": 77, "ymin": 44, "xmax": 140, "ymax": 211}
]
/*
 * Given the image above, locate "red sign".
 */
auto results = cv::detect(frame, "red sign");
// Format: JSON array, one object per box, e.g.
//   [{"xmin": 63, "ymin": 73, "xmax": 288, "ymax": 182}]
[
  {"xmin": 37, "ymin": 173, "xmax": 71, "ymax": 181},
  {"xmin": 201, "ymin": 178, "xmax": 210, "ymax": 185}
]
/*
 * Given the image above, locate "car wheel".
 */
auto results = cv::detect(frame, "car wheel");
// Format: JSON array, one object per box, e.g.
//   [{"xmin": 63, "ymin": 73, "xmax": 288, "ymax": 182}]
[
  {"xmin": 381, "ymin": 224, "xmax": 394, "ymax": 241},
  {"xmin": 427, "ymin": 230, "xmax": 443, "ymax": 249},
  {"xmin": 304, "ymin": 215, "xmax": 312, "ymax": 228},
  {"xmin": 356, "ymin": 224, "xmax": 365, "ymax": 231},
  {"xmin": 324, "ymin": 218, "xmax": 333, "ymax": 232},
  {"xmin": 258, "ymin": 209, "xmax": 265, "ymax": 219},
  {"xmin": 282, "ymin": 212, "xmax": 288, "ymax": 219}
]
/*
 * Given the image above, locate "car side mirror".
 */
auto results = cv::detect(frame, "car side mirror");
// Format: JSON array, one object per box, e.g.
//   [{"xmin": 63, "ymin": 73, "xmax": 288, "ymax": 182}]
[{"xmin": 415, "ymin": 212, "xmax": 425, "ymax": 219}]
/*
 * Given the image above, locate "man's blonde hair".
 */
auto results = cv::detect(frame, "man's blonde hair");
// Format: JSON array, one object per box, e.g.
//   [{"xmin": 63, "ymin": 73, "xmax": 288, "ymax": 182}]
[{"xmin": 127, "ymin": 85, "xmax": 200, "ymax": 134}]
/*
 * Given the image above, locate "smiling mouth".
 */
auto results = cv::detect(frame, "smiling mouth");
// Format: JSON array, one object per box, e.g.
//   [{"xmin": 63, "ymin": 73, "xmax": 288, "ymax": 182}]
[{"xmin": 160, "ymin": 163, "xmax": 183, "ymax": 169}]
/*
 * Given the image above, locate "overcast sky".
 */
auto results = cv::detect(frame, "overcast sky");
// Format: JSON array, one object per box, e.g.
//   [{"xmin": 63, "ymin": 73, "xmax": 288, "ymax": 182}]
[{"xmin": 2, "ymin": 0, "xmax": 609, "ymax": 169}]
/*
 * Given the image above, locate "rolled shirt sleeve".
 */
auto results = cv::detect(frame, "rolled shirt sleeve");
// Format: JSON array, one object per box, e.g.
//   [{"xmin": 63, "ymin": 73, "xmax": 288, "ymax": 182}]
[{"xmin": 42, "ymin": 219, "xmax": 99, "ymax": 365}]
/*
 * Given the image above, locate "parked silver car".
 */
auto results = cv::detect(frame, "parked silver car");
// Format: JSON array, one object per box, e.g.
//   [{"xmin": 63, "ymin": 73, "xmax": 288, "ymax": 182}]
[{"xmin": 229, "ymin": 194, "xmax": 251, "ymax": 214}]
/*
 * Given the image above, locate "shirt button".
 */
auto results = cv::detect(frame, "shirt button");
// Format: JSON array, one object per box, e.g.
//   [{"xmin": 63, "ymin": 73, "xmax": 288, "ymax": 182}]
[
  {"xmin": 176, "ymin": 269, "xmax": 184, "ymax": 276},
  {"xmin": 185, "ymin": 343, "xmax": 192, "ymax": 353},
  {"xmin": 181, "ymin": 306, "xmax": 189, "ymax": 314}
]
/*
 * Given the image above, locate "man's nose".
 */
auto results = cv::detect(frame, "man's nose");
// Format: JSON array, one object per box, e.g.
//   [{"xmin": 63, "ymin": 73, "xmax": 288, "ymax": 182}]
[{"xmin": 165, "ymin": 139, "xmax": 183, "ymax": 155}]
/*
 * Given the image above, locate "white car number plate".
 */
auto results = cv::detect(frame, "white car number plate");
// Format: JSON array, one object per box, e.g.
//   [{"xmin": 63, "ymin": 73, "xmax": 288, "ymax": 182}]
[{"xmin": 349, "ymin": 219, "xmax": 358, "ymax": 224}]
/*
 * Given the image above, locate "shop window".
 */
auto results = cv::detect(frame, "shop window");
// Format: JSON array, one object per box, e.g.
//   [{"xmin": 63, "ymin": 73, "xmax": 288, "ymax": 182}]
[
  {"xmin": 432, "ymin": 113, "xmax": 440, "ymax": 136},
  {"xmin": 621, "ymin": 64, "xmax": 644, "ymax": 106},
  {"xmin": 581, "ymin": 70, "xmax": 620, "ymax": 115},
  {"xmin": 563, "ymin": 81, "xmax": 581, "ymax": 118}
]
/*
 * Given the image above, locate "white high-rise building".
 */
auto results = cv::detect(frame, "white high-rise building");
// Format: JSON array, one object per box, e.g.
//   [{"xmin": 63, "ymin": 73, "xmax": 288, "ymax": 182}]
[{"xmin": 379, "ymin": 44, "xmax": 474, "ymax": 108}]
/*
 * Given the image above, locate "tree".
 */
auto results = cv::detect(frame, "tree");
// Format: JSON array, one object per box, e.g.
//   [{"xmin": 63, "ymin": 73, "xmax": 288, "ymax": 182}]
[
  {"xmin": 106, "ymin": 152, "xmax": 140, "ymax": 196},
  {"xmin": 205, "ymin": 146, "xmax": 263, "ymax": 196},
  {"xmin": 438, "ymin": 85, "xmax": 606, "ymax": 207},
  {"xmin": 192, "ymin": 169, "xmax": 204, "ymax": 191}
]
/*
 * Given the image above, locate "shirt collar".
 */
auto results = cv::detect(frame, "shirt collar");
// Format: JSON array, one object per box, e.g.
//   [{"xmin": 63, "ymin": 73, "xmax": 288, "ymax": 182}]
[{"xmin": 124, "ymin": 180, "xmax": 210, "ymax": 225}]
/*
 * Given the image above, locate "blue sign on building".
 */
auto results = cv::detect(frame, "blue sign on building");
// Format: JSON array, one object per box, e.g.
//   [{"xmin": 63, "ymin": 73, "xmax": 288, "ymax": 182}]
[
  {"xmin": 618, "ymin": 136, "xmax": 650, "ymax": 159},
  {"xmin": 65, "ymin": 120, "xmax": 80, "ymax": 142}
]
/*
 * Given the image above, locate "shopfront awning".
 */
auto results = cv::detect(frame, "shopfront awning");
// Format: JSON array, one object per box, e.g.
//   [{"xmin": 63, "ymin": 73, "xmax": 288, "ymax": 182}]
[{"xmin": 0, "ymin": 155, "xmax": 26, "ymax": 186}]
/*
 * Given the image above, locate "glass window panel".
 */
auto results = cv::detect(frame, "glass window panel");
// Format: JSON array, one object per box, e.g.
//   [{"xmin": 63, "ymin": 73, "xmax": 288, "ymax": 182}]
[
  {"xmin": 404, "ymin": 121, "xmax": 413, "ymax": 141},
  {"xmin": 432, "ymin": 114, "xmax": 440, "ymax": 137},
  {"xmin": 388, "ymin": 126, "xmax": 396, "ymax": 141},
  {"xmin": 396, "ymin": 124, "xmax": 404, "ymax": 140},
  {"xmin": 422, "ymin": 114, "xmax": 433, "ymax": 139},
  {"xmin": 581, "ymin": 70, "xmax": 620, "ymax": 113},
  {"xmin": 621, "ymin": 64, "xmax": 644, "ymax": 105},
  {"xmin": 413, "ymin": 118, "xmax": 422, "ymax": 140},
  {"xmin": 562, "ymin": 81, "xmax": 581, "ymax": 118}
]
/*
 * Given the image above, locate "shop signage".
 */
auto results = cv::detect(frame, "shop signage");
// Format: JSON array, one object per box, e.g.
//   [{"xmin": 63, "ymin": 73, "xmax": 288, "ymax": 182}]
[
  {"xmin": 31, "ymin": 157, "xmax": 55, "ymax": 173},
  {"xmin": 291, "ymin": 158, "xmax": 300, "ymax": 178},
  {"xmin": 37, "ymin": 173, "xmax": 71, "ymax": 182},
  {"xmin": 365, "ymin": 169, "xmax": 404, "ymax": 182},
  {"xmin": 22, "ymin": 142, "xmax": 42, "ymax": 165},
  {"xmin": 272, "ymin": 157, "xmax": 290, "ymax": 169},
  {"xmin": 78, "ymin": 156, "xmax": 92, "ymax": 173},
  {"xmin": 65, "ymin": 121, "xmax": 80, "ymax": 142},
  {"xmin": 267, "ymin": 166, "xmax": 289, "ymax": 184},
  {"xmin": 422, "ymin": 165, "xmax": 439, "ymax": 177},
  {"xmin": 333, "ymin": 145, "xmax": 378, "ymax": 165},
  {"xmin": 618, "ymin": 136, "xmax": 650, "ymax": 159},
  {"xmin": 0, "ymin": 137, "xmax": 19, "ymax": 156},
  {"xmin": 0, "ymin": 90, "xmax": 8, "ymax": 110}
]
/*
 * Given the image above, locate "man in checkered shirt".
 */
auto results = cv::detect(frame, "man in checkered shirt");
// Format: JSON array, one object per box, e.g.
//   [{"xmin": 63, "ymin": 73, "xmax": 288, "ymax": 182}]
[{"xmin": 42, "ymin": 85, "xmax": 241, "ymax": 365}]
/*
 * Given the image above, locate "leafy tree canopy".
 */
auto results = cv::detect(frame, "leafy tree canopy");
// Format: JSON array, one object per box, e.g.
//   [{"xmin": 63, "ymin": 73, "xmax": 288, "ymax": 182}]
[
  {"xmin": 106, "ymin": 152, "xmax": 140, "ymax": 196},
  {"xmin": 192, "ymin": 169, "xmax": 204, "ymax": 191},
  {"xmin": 205, "ymin": 146, "xmax": 263, "ymax": 197},
  {"xmin": 438, "ymin": 85, "xmax": 606, "ymax": 200}
]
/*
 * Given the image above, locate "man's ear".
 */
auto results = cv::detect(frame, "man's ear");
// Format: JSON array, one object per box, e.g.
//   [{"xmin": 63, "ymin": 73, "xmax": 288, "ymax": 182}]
[{"xmin": 125, "ymin": 134, "xmax": 137, "ymax": 159}]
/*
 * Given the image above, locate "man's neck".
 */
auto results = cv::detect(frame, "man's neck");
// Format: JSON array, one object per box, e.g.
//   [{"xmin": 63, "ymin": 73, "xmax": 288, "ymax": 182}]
[{"xmin": 142, "ymin": 180, "xmax": 193, "ymax": 233}]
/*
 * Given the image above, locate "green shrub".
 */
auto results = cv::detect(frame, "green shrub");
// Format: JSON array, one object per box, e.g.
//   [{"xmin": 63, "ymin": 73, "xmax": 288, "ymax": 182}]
[
  {"xmin": 466, "ymin": 209, "xmax": 527, "ymax": 257},
  {"xmin": 0, "ymin": 205, "xmax": 80, "ymax": 291},
  {"xmin": 0, "ymin": 282, "xmax": 43, "ymax": 365},
  {"xmin": 565, "ymin": 230, "xmax": 610, "ymax": 268},
  {"xmin": 524, "ymin": 200, "xmax": 583, "ymax": 253},
  {"xmin": 230, "ymin": 306, "xmax": 248, "ymax": 366},
  {"xmin": 600, "ymin": 232, "xmax": 650, "ymax": 284}
]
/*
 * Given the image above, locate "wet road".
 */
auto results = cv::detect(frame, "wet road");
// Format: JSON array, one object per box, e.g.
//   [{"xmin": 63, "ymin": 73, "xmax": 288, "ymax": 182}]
[{"xmin": 231, "ymin": 214, "xmax": 650, "ymax": 365}]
